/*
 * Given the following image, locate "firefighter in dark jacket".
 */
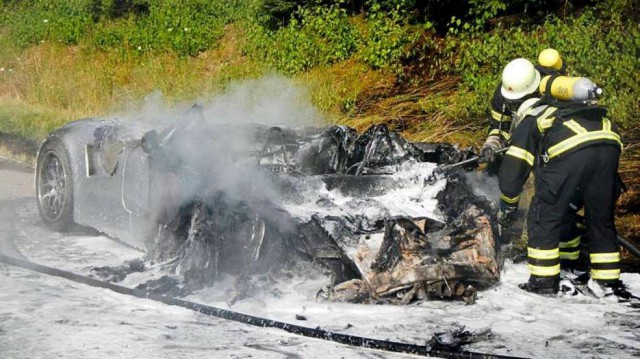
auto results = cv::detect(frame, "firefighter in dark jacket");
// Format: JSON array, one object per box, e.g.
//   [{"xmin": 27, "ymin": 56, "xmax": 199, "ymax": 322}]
[
  {"xmin": 480, "ymin": 49, "xmax": 566, "ymax": 166},
  {"xmin": 480, "ymin": 51, "xmax": 590, "ymax": 274},
  {"xmin": 497, "ymin": 90, "xmax": 626, "ymax": 296}
]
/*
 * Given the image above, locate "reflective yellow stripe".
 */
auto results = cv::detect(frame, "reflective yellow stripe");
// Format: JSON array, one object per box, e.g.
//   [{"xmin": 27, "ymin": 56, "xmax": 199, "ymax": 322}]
[
  {"xmin": 591, "ymin": 269, "xmax": 620, "ymax": 280},
  {"xmin": 563, "ymin": 120, "xmax": 587, "ymax": 134},
  {"xmin": 602, "ymin": 117, "xmax": 611, "ymax": 131},
  {"xmin": 492, "ymin": 110, "xmax": 510, "ymax": 122},
  {"xmin": 536, "ymin": 107, "xmax": 558, "ymax": 132},
  {"xmin": 547, "ymin": 131, "xmax": 623, "ymax": 159},
  {"xmin": 500, "ymin": 193, "xmax": 520, "ymax": 204},
  {"xmin": 559, "ymin": 250, "xmax": 580, "ymax": 260},
  {"xmin": 559, "ymin": 236, "xmax": 580, "ymax": 248},
  {"xmin": 528, "ymin": 247, "xmax": 559, "ymax": 260},
  {"xmin": 489, "ymin": 129, "xmax": 511, "ymax": 141},
  {"xmin": 506, "ymin": 146, "xmax": 535, "ymax": 167},
  {"xmin": 529, "ymin": 264, "xmax": 561, "ymax": 277},
  {"xmin": 590, "ymin": 252, "xmax": 620, "ymax": 264}
]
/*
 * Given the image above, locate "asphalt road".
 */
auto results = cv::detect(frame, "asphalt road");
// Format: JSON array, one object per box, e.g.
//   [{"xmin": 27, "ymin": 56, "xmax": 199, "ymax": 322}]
[{"xmin": 0, "ymin": 158, "xmax": 33, "ymax": 258}]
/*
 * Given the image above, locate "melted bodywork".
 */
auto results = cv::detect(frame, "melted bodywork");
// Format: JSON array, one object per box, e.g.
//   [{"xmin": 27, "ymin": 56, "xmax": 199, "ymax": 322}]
[{"xmin": 43, "ymin": 107, "xmax": 500, "ymax": 304}]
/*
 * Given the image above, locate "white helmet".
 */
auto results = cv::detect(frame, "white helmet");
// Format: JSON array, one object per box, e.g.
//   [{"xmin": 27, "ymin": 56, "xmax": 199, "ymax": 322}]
[{"xmin": 500, "ymin": 58, "xmax": 541, "ymax": 100}]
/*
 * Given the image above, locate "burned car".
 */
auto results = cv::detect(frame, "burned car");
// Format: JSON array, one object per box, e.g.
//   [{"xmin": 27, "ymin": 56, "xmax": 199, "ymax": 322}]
[{"xmin": 36, "ymin": 105, "xmax": 500, "ymax": 304}]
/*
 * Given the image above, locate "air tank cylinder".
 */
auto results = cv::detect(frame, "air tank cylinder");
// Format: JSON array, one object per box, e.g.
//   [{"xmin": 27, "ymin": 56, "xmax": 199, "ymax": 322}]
[{"xmin": 539, "ymin": 75, "xmax": 603, "ymax": 102}]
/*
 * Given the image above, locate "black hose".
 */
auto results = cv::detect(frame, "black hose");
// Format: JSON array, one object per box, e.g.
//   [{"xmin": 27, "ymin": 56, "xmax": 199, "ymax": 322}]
[
  {"xmin": 0, "ymin": 253, "xmax": 528, "ymax": 359},
  {"xmin": 617, "ymin": 234, "xmax": 640, "ymax": 258},
  {"xmin": 574, "ymin": 214, "xmax": 640, "ymax": 259}
]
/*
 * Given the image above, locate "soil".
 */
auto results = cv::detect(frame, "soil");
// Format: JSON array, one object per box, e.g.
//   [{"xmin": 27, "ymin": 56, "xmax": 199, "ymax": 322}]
[
  {"xmin": 616, "ymin": 187, "xmax": 640, "ymax": 273},
  {"xmin": 0, "ymin": 132, "xmax": 39, "ymax": 161}
]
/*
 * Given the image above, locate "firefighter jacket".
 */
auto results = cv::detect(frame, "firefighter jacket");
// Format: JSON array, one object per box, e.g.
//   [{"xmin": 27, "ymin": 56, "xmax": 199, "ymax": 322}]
[
  {"xmin": 486, "ymin": 86, "xmax": 513, "ymax": 147},
  {"xmin": 498, "ymin": 104, "xmax": 623, "ymax": 208}
]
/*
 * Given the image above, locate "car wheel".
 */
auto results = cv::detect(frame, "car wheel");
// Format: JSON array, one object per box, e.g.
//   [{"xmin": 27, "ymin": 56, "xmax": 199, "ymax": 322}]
[{"xmin": 36, "ymin": 137, "xmax": 74, "ymax": 230}]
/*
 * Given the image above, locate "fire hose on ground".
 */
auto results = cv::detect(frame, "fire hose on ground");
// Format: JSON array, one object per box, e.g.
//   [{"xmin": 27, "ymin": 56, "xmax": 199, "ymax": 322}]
[{"xmin": 0, "ymin": 252, "xmax": 529, "ymax": 359}]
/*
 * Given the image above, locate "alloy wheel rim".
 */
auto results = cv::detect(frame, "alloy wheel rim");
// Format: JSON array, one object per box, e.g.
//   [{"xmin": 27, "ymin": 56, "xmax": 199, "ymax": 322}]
[{"xmin": 38, "ymin": 151, "xmax": 67, "ymax": 220}]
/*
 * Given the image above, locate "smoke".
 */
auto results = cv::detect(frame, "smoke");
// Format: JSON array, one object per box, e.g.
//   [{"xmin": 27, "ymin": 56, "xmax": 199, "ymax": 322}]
[
  {"xmin": 200, "ymin": 75, "xmax": 324, "ymax": 127},
  {"xmin": 464, "ymin": 171, "xmax": 501, "ymax": 210},
  {"xmin": 115, "ymin": 75, "xmax": 324, "ymax": 132},
  {"xmin": 100, "ymin": 76, "xmax": 327, "ymax": 248}
]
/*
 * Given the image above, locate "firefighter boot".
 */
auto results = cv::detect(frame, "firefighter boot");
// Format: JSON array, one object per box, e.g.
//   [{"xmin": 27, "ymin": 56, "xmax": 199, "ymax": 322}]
[
  {"xmin": 587, "ymin": 279, "xmax": 636, "ymax": 302},
  {"xmin": 519, "ymin": 276, "xmax": 559, "ymax": 295}
]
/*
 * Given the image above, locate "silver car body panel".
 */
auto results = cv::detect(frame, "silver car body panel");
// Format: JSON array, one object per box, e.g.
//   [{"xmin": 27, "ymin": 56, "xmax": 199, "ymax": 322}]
[{"xmin": 41, "ymin": 119, "xmax": 155, "ymax": 250}]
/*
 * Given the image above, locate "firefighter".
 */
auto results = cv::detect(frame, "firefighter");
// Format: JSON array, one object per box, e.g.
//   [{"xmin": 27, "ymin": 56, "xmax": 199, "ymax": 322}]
[
  {"xmin": 480, "ymin": 52, "xmax": 590, "ymax": 275},
  {"xmin": 497, "ymin": 89, "xmax": 630, "ymax": 298},
  {"xmin": 479, "ymin": 49, "xmax": 566, "ymax": 167}
]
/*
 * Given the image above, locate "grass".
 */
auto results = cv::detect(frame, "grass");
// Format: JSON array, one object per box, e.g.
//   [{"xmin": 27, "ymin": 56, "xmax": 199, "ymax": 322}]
[
  {"xmin": 0, "ymin": 25, "xmax": 269, "ymax": 140},
  {"xmin": 0, "ymin": 102, "xmax": 70, "ymax": 140}
]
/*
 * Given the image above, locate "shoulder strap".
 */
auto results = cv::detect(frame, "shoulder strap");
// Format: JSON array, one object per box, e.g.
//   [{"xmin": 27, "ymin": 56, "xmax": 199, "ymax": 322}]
[{"xmin": 554, "ymin": 104, "xmax": 607, "ymax": 122}]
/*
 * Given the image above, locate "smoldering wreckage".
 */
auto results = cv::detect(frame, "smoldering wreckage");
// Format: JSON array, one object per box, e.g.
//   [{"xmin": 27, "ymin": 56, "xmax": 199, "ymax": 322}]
[{"xmin": 58, "ymin": 106, "xmax": 502, "ymax": 306}]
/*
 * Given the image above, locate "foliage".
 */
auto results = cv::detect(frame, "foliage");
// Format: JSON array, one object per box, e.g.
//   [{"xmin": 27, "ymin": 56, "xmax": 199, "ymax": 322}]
[
  {"xmin": 466, "ymin": 0, "xmax": 506, "ymax": 31},
  {"xmin": 2, "ymin": 0, "xmax": 250, "ymax": 56},
  {"xmin": 0, "ymin": 0, "xmax": 638, "ymax": 136},
  {"xmin": 246, "ymin": 3, "xmax": 359, "ymax": 74},
  {"xmin": 97, "ymin": 1, "xmax": 220, "ymax": 56},
  {"xmin": 540, "ymin": 5, "xmax": 640, "ymax": 129},
  {"xmin": 356, "ymin": 1, "xmax": 419, "ymax": 72},
  {"xmin": 247, "ymin": 0, "xmax": 419, "ymax": 74},
  {"xmin": 4, "ymin": 0, "xmax": 94, "ymax": 46}
]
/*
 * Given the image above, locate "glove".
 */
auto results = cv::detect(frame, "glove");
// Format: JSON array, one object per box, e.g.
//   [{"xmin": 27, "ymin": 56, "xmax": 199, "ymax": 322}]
[
  {"xmin": 497, "ymin": 201, "xmax": 518, "ymax": 229},
  {"xmin": 479, "ymin": 136, "xmax": 502, "ymax": 164}
]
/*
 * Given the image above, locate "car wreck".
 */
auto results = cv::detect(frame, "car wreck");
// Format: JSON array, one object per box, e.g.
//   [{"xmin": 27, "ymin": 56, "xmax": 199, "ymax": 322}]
[{"xmin": 36, "ymin": 105, "xmax": 501, "ymax": 305}]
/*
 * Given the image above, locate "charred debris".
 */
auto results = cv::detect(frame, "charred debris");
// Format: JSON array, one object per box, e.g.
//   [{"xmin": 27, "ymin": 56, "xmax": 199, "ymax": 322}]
[{"xmin": 95, "ymin": 119, "xmax": 502, "ymax": 305}]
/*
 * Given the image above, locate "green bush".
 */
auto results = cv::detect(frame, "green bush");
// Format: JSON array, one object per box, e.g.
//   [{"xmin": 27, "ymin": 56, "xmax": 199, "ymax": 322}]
[
  {"xmin": 356, "ymin": 2, "xmax": 419, "ymax": 72},
  {"xmin": 90, "ymin": 0, "xmax": 249, "ymax": 56},
  {"xmin": 246, "ymin": 3, "xmax": 358, "ymax": 73},
  {"xmin": 247, "ymin": 0, "xmax": 419, "ymax": 74},
  {"xmin": 541, "ymin": 8, "xmax": 640, "ymax": 129},
  {"xmin": 2, "ymin": 0, "xmax": 251, "ymax": 56},
  {"xmin": 5, "ymin": 0, "xmax": 94, "ymax": 46}
]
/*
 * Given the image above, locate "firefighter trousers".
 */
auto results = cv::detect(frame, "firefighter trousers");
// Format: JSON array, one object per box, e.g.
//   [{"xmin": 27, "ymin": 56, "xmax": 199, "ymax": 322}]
[
  {"xmin": 557, "ymin": 191, "xmax": 587, "ymax": 270},
  {"xmin": 526, "ymin": 144, "xmax": 621, "ymax": 286}
]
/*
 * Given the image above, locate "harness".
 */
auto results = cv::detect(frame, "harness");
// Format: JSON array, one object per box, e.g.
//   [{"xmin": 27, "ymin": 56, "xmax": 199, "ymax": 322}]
[
  {"xmin": 535, "ymin": 103, "xmax": 620, "ymax": 164},
  {"xmin": 533, "ymin": 75, "xmax": 618, "ymax": 164}
]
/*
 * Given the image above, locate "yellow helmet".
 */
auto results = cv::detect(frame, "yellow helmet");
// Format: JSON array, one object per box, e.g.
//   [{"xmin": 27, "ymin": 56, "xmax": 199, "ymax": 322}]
[
  {"xmin": 500, "ymin": 58, "xmax": 541, "ymax": 100},
  {"xmin": 538, "ymin": 48, "xmax": 563, "ymax": 71}
]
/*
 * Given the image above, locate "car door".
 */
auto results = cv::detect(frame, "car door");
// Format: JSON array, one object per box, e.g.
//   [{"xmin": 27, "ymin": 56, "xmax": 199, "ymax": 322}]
[
  {"xmin": 120, "ymin": 144, "xmax": 154, "ymax": 249},
  {"xmin": 78, "ymin": 132, "xmax": 151, "ymax": 249}
]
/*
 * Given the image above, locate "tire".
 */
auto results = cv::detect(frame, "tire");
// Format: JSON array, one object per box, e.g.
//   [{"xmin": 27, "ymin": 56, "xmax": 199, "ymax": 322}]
[{"xmin": 36, "ymin": 137, "xmax": 74, "ymax": 231}]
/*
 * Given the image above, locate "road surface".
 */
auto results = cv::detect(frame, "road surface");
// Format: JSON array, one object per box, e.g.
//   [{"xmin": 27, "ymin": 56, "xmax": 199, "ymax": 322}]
[{"xmin": 1, "ymin": 157, "xmax": 639, "ymax": 359}]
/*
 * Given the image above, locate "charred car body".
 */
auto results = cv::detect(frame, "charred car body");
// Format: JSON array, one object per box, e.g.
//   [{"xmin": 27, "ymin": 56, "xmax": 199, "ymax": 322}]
[{"xmin": 36, "ymin": 106, "xmax": 500, "ymax": 304}]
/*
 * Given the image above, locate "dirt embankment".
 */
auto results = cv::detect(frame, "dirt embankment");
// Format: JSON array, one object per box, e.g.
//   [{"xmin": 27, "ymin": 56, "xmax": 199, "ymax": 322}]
[{"xmin": 0, "ymin": 133, "xmax": 39, "ymax": 165}]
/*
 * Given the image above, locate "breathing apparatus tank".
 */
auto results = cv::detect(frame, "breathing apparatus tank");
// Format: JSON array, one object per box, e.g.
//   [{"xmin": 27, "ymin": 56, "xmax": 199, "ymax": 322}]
[{"xmin": 539, "ymin": 75, "xmax": 603, "ymax": 103}]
